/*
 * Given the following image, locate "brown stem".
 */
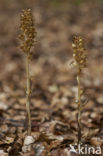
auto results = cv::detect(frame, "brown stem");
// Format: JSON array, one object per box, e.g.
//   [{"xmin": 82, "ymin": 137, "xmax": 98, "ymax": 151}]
[
  {"xmin": 26, "ymin": 55, "xmax": 31, "ymax": 136},
  {"xmin": 77, "ymin": 72, "xmax": 81, "ymax": 145}
]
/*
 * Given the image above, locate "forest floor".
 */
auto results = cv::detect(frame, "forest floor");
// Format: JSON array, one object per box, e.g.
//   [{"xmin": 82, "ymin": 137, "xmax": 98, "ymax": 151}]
[{"xmin": 0, "ymin": 0, "xmax": 103, "ymax": 155}]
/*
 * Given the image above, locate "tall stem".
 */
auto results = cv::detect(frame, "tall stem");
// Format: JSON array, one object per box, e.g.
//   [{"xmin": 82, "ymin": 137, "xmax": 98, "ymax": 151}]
[
  {"xmin": 26, "ymin": 55, "xmax": 31, "ymax": 136},
  {"xmin": 77, "ymin": 71, "xmax": 81, "ymax": 145}
]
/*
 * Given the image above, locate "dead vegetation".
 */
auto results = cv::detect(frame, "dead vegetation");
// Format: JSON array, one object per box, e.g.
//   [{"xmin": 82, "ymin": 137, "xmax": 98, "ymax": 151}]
[{"xmin": 0, "ymin": 0, "xmax": 103, "ymax": 156}]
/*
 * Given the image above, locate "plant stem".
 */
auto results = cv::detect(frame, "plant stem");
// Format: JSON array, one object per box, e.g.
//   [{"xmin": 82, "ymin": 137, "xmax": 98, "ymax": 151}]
[
  {"xmin": 26, "ymin": 55, "xmax": 31, "ymax": 136},
  {"xmin": 77, "ymin": 70, "xmax": 81, "ymax": 145}
]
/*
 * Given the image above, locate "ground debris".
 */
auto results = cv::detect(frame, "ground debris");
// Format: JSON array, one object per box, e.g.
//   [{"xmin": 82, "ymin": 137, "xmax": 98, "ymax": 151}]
[{"xmin": 0, "ymin": 0, "xmax": 102, "ymax": 155}]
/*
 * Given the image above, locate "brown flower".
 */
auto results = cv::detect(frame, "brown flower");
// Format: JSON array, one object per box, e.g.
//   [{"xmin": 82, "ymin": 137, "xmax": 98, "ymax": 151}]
[
  {"xmin": 18, "ymin": 9, "xmax": 36, "ymax": 58},
  {"xmin": 72, "ymin": 36, "xmax": 87, "ymax": 71}
]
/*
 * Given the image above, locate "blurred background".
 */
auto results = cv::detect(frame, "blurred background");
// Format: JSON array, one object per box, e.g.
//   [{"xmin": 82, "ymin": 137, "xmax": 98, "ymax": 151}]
[
  {"xmin": 0, "ymin": 0, "xmax": 103, "ymax": 106},
  {"xmin": 0, "ymin": 0, "xmax": 103, "ymax": 89}
]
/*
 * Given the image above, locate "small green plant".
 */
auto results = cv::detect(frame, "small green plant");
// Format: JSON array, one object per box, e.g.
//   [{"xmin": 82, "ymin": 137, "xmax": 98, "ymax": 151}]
[
  {"xmin": 18, "ymin": 9, "xmax": 36, "ymax": 136},
  {"xmin": 72, "ymin": 36, "xmax": 87, "ymax": 144}
]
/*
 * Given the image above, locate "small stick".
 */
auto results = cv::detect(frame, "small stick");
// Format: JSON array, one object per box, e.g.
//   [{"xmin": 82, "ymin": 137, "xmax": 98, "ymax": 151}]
[
  {"xmin": 77, "ymin": 69, "xmax": 81, "ymax": 144},
  {"xmin": 26, "ymin": 54, "xmax": 31, "ymax": 135}
]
